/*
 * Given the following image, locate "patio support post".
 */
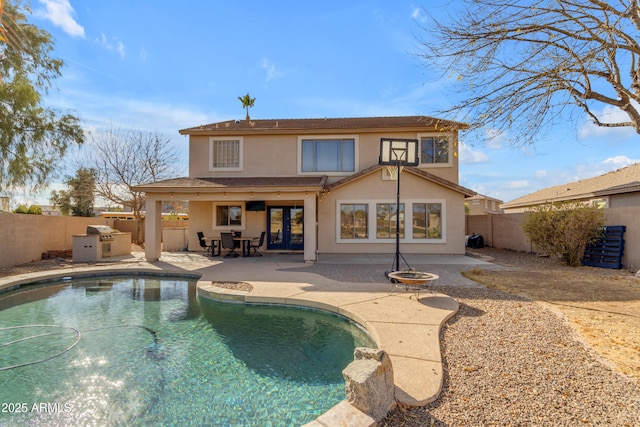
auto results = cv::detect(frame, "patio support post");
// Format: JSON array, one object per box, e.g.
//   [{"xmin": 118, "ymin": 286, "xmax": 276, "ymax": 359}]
[
  {"xmin": 304, "ymin": 194, "xmax": 317, "ymax": 262},
  {"xmin": 144, "ymin": 199, "xmax": 163, "ymax": 261}
]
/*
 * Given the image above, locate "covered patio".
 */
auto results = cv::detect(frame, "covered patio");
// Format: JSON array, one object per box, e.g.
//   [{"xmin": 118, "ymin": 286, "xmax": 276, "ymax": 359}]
[{"xmin": 134, "ymin": 176, "xmax": 327, "ymax": 263}]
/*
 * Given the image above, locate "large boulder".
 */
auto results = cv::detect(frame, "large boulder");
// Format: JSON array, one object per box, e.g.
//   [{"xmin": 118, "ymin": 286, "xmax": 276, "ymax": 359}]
[{"xmin": 342, "ymin": 347, "xmax": 395, "ymax": 421}]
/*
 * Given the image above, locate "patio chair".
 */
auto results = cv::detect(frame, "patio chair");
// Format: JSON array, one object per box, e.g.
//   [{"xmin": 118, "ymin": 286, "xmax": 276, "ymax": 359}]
[
  {"xmin": 232, "ymin": 230, "xmax": 242, "ymax": 249},
  {"xmin": 197, "ymin": 231, "xmax": 214, "ymax": 256},
  {"xmin": 249, "ymin": 231, "xmax": 266, "ymax": 256},
  {"xmin": 221, "ymin": 232, "xmax": 239, "ymax": 258}
]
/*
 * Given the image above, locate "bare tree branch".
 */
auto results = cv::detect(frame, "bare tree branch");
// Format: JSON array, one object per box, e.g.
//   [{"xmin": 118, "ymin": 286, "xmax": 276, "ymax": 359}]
[
  {"xmin": 418, "ymin": 0, "xmax": 640, "ymax": 145},
  {"xmin": 85, "ymin": 127, "xmax": 179, "ymax": 242}
]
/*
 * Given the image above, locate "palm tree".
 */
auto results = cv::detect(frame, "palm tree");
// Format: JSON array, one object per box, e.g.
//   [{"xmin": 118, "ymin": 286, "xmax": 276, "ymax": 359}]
[{"xmin": 237, "ymin": 93, "xmax": 256, "ymax": 120}]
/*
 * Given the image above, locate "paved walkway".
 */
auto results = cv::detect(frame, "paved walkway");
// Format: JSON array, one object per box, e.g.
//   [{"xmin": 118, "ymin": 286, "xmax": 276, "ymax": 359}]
[{"xmin": 0, "ymin": 251, "xmax": 496, "ymax": 425}]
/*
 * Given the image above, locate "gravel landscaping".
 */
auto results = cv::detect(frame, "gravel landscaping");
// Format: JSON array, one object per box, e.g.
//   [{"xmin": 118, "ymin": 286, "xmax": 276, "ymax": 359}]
[{"xmin": 381, "ymin": 249, "xmax": 640, "ymax": 426}]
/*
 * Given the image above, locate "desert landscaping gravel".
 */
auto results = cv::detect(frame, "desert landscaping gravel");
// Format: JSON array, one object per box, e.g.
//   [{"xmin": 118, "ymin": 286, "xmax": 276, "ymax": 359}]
[{"xmin": 381, "ymin": 251, "xmax": 640, "ymax": 426}]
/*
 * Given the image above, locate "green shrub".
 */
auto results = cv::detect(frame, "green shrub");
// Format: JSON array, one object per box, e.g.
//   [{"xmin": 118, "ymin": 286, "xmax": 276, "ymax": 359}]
[
  {"xmin": 522, "ymin": 201, "xmax": 605, "ymax": 266},
  {"xmin": 13, "ymin": 204, "xmax": 29, "ymax": 214},
  {"xmin": 13, "ymin": 204, "xmax": 43, "ymax": 215},
  {"xmin": 27, "ymin": 205, "xmax": 42, "ymax": 215}
]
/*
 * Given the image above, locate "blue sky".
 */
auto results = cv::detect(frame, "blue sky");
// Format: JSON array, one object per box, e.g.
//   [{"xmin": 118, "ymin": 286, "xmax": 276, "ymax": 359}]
[{"xmin": 22, "ymin": 0, "xmax": 640, "ymax": 205}]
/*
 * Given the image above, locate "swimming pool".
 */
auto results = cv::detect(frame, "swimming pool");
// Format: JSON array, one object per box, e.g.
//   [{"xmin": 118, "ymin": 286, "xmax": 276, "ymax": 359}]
[{"xmin": 0, "ymin": 275, "xmax": 375, "ymax": 426}]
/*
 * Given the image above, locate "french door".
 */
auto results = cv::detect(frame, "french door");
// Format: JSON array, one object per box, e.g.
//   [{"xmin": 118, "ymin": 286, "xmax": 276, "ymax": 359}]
[{"xmin": 267, "ymin": 206, "xmax": 304, "ymax": 250}]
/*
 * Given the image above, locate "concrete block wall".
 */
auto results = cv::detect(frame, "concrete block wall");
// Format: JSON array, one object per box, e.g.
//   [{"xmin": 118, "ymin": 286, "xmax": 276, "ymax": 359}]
[
  {"xmin": 0, "ymin": 212, "xmax": 113, "ymax": 268},
  {"xmin": 466, "ymin": 207, "xmax": 639, "ymax": 271},
  {"xmin": 491, "ymin": 213, "xmax": 533, "ymax": 253}
]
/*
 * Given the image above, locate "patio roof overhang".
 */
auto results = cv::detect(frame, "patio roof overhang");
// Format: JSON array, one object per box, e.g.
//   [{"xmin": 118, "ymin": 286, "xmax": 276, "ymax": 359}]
[{"xmin": 133, "ymin": 176, "xmax": 328, "ymax": 194}]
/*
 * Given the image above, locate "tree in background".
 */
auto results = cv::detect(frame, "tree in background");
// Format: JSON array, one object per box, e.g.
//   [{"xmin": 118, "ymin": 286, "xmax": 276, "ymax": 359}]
[
  {"xmin": 85, "ymin": 127, "xmax": 179, "ymax": 242},
  {"xmin": 522, "ymin": 201, "xmax": 605, "ymax": 266},
  {"xmin": 238, "ymin": 93, "xmax": 255, "ymax": 120},
  {"xmin": 50, "ymin": 167, "xmax": 96, "ymax": 216},
  {"xmin": 0, "ymin": 0, "xmax": 84, "ymax": 192},
  {"xmin": 13, "ymin": 204, "xmax": 41, "ymax": 214},
  {"xmin": 418, "ymin": 1, "xmax": 640, "ymax": 145}
]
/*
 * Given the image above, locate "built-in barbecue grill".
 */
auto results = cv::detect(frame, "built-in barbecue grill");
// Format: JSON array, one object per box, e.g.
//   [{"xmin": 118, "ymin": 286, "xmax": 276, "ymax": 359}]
[
  {"xmin": 86, "ymin": 225, "xmax": 115, "ymax": 242},
  {"xmin": 72, "ymin": 225, "xmax": 131, "ymax": 263}
]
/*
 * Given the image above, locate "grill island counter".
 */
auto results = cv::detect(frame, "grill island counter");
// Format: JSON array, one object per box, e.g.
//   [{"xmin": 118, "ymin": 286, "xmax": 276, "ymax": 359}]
[{"xmin": 73, "ymin": 225, "xmax": 132, "ymax": 262}]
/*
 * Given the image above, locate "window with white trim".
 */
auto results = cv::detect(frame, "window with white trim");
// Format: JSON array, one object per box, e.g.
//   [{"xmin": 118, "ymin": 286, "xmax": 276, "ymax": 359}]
[
  {"xmin": 420, "ymin": 135, "xmax": 450, "ymax": 165},
  {"xmin": 337, "ymin": 199, "xmax": 445, "ymax": 243},
  {"xmin": 214, "ymin": 203, "xmax": 244, "ymax": 229},
  {"xmin": 340, "ymin": 203, "xmax": 368, "ymax": 239},
  {"xmin": 299, "ymin": 137, "xmax": 356, "ymax": 173},
  {"xmin": 376, "ymin": 203, "xmax": 404, "ymax": 239},
  {"xmin": 209, "ymin": 137, "xmax": 243, "ymax": 171},
  {"xmin": 412, "ymin": 203, "xmax": 442, "ymax": 239}
]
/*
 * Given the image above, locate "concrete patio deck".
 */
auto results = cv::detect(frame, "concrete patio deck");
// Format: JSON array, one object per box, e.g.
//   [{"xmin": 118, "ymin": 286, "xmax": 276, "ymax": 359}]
[{"xmin": 0, "ymin": 251, "xmax": 495, "ymax": 425}]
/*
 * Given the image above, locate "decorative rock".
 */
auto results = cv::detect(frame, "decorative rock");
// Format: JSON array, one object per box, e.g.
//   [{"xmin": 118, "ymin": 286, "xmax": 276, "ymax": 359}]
[{"xmin": 342, "ymin": 347, "xmax": 395, "ymax": 421}]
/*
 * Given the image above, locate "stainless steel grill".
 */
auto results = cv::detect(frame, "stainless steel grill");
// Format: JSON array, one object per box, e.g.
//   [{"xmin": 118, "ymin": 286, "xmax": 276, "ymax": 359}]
[{"xmin": 86, "ymin": 225, "xmax": 115, "ymax": 242}]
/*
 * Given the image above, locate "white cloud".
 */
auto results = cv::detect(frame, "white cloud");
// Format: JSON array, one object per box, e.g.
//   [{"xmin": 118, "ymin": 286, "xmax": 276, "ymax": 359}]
[
  {"xmin": 37, "ymin": 0, "xmax": 84, "ymax": 37},
  {"xmin": 507, "ymin": 180, "xmax": 530, "ymax": 189},
  {"xmin": 483, "ymin": 127, "xmax": 507, "ymax": 149},
  {"xmin": 459, "ymin": 142, "xmax": 489, "ymax": 164},
  {"xmin": 603, "ymin": 155, "xmax": 637, "ymax": 169},
  {"xmin": 578, "ymin": 104, "xmax": 638, "ymax": 140},
  {"xmin": 533, "ymin": 169, "xmax": 548, "ymax": 179},
  {"xmin": 97, "ymin": 33, "xmax": 126, "ymax": 59},
  {"xmin": 261, "ymin": 58, "xmax": 283, "ymax": 82},
  {"xmin": 411, "ymin": 7, "xmax": 426, "ymax": 22}
]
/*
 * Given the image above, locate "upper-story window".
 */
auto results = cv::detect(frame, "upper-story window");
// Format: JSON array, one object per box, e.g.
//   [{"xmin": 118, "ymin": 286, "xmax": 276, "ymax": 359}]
[
  {"xmin": 299, "ymin": 137, "xmax": 356, "ymax": 174},
  {"xmin": 420, "ymin": 135, "xmax": 450, "ymax": 165},
  {"xmin": 209, "ymin": 137, "xmax": 243, "ymax": 171}
]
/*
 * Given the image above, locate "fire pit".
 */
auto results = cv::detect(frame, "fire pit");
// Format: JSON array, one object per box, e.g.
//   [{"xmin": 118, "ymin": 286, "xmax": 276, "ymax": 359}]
[{"xmin": 387, "ymin": 270, "xmax": 439, "ymax": 299}]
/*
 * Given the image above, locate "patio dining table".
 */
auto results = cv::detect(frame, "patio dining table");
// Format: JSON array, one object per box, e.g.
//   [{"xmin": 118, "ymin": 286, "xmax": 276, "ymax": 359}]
[
  {"xmin": 233, "ymin": 236, "xmax": 255, "ymax": 257},
  {"xmin": 206, "ymin": 236, "xmax": 257, "ymax": 257}
]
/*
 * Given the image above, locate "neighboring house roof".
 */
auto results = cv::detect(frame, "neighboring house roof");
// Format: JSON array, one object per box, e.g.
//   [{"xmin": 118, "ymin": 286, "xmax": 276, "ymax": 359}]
[
  {"xmin": 327, "ymin": 164, "xmax": 476, "ymax": 197},
  {"xmin": 465, "ymin": 193, "xmax": 503, "ymax": 203},
  {"xmin": 501, "ymin": 163, "xmax": 640, "ymax": 209},
  {"xmin": 134, "ymin": 176, "xmax": 327, "ymax": 192},
  {"xmin": 179, "ymin": 116, "xmax": 467, "ymax": 135},
  {"xmin": 594, "ymin": 181, "xmax": 640, "ymax": 196}
]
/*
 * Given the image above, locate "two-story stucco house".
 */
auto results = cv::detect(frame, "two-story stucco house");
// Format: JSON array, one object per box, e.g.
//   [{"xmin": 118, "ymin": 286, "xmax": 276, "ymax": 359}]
[{"xmin": 136, "ymin": 116, "xmax": 475, "ymax": 262}]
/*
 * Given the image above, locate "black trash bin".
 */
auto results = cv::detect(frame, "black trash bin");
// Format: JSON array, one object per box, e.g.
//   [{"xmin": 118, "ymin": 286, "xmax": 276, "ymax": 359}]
[{"xmin": 467, "ymin": 233, "xmax": 484, "ymax": 249}]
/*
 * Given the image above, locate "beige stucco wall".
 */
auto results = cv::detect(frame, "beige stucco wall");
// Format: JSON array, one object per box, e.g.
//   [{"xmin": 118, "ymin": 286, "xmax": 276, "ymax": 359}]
[
  {"xmin": 188, "ymin": 130, "xmax": 460, "ymax": 185},
  {"xmin": 609, "ymin": 192, "xmax": 640, "ymax": 208},
  {"xmin": 318, "ymin": 170, "xmax": 467, "ymax": 254}
]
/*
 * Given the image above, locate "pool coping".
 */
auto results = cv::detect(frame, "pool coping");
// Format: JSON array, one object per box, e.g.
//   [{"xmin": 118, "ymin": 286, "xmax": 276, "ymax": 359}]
[
  {"xmin": 197, "ymin": 280, "xmax": 459, "ymax": 425},
  {"xmin": 0, "ymin": 262, "xmax": 459, "ymax": 426}
]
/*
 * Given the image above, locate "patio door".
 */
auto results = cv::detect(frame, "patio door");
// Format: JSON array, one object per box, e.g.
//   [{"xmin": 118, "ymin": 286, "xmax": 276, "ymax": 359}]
[{"xmin": 267, "ymin": 206, "xmax": 304, "ymax": 251}]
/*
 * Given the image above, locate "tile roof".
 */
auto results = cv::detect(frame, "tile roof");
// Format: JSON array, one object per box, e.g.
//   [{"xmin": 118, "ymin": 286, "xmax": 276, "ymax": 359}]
[
  {"xmin": 465, "ymin": 193, "xmax": 503, "ymax": 203},
  {"xmin": 134, "ymin": 176, "xmax": 327, "ymax": 192},
  {"xmin": 502, "ymin": 163, "xmax": 640, "ymax": 209},
  {"xmin": 179, "ymin": 116, "xmax": 467, "ymax": 135},
  {"xmin": 326, "ymin": 164, "xmax": 476, "ymax": 197}
]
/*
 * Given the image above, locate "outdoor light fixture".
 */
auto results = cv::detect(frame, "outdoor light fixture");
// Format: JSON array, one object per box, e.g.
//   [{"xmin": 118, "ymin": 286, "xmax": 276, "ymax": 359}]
[{"xmin": 378, "ymin": 138, "xmax": 419, "ymax": 277}]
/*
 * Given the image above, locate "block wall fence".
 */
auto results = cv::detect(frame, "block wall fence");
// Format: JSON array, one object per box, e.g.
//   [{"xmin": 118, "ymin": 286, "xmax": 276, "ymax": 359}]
[
  {"xmin": 466, "ymin": 207, "xmax": 640, "ymax": 272},
  {"xmin": 0, "ymin": 213, "xmax": 188, "ymax": 269}
]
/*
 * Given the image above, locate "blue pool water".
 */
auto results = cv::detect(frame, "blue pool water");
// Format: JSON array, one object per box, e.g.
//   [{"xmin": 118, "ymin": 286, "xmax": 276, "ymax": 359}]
[{"xmin": 0, "ymin": 275, "xmax": 375, "ymax": 426}]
